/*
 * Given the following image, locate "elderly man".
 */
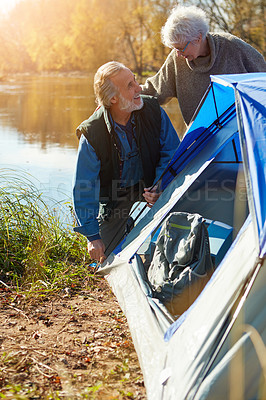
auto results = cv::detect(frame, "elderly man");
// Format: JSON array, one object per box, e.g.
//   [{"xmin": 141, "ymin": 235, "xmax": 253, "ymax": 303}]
[{"xmin": 72, "ymin": 61, "xmax": 180, "ymax": 263}]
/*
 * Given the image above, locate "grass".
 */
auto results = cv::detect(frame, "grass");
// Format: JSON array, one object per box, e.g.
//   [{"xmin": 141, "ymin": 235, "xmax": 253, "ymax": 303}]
[
  {"xmin": 0, "ymin": 169, "xmax": 146, "ymax": 400},
  {"xmin": 0, "ymin": 168, "xmax": 94, "ymax": 291}
]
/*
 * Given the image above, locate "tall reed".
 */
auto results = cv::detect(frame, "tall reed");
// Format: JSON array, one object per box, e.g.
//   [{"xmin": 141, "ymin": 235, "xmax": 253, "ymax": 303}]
[{"xmin": 0, "ymin": 169, "xmax": 90, "ymax": 288}]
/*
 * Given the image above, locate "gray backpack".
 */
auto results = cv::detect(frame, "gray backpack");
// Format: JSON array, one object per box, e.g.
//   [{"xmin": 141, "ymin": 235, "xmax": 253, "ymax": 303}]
[{"xmin": 148, "ymin": 212, "xmax": 214, "ymax": 318}]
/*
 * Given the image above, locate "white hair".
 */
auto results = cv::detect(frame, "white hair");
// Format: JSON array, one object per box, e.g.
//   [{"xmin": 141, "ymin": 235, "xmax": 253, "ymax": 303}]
[
  {"xmin": 161, "ymin": 5, "xmax": 209, "ymax": 48},
  {"xmin": 94, "ymin": 61, "xmax": 126, "ymax": 108}
]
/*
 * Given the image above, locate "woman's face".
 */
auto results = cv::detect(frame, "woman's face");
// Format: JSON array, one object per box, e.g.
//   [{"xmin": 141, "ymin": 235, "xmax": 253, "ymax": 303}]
[{"xmin": 174, "ymin": 35, "xmax": 207, "ymax": 61}]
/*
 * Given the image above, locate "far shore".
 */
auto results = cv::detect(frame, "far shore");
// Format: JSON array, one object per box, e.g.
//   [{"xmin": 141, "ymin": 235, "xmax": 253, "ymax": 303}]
[{"xmin": 0, "ymin": 69, "xmax": 154, "ymax": 82}]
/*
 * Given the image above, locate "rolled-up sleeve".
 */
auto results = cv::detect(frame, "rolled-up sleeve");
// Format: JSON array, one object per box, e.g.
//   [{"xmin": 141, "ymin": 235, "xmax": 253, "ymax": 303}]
[{"xmin": 72, "ymin": 134, "xmax": 101, "ymax": 240}]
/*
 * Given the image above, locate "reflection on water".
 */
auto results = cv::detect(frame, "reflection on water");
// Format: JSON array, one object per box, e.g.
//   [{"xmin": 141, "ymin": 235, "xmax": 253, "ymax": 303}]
[
  {"xmin": 0, "ymin": 74, "xmax": 185, "ymax": 222},
  {"xmin": 0, "ymin": 75, "xmax": 98, "ymax": 221},
  {"xmin": 0, "ymin": 74, "xmax": 97, "ymax": 150}
]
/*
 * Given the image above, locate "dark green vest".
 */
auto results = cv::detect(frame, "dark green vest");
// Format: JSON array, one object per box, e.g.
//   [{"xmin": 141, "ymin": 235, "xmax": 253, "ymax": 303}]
[{"xmin": 76, "ymin": 95, "xmax": 161, "ymax": 199}]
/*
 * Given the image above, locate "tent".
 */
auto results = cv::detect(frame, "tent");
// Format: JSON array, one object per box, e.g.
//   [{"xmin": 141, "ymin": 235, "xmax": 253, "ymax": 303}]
[{"xmin": 98, "ymin": 73, "xmax": 266, "ymax": 399}]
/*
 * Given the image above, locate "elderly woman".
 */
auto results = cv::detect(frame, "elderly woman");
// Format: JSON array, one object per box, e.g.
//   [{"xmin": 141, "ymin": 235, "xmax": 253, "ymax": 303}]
[{"xmin": 141, "ymin": 5, "xmax": 266, "ymax": 126}]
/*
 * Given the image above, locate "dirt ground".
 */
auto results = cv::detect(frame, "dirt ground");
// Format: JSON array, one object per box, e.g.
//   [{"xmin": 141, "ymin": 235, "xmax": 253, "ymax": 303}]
[{"xmin": 0, "ymin": 277, "xmax": 147, "ymax": 399}]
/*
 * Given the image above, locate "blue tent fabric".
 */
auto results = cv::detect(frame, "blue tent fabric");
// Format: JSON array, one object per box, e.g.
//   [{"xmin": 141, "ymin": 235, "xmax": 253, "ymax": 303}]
[
  {"xmin": 160, "ymin": 80, "xmax": 237, "ymax": 190},
  {"xmin": 237, "ymin": 79, "xmax": 266, "ymax": 257},
  {"xmin": 160, "ymin": 106, "xmax": 236, "ymax": 190},
  {"xmin": 162, "ymin": 73, "xmax": 266, "ymax": 256},
  {"xmin": 212, "ymin": 74, "xmax": 266, "ymax": 257},
  {"xmin": 188, "ymin": 80, "xmax": 235, "ymax": 134}
]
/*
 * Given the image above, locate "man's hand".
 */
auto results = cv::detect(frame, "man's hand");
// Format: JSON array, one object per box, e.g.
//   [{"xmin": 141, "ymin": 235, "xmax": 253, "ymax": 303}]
[
  {"xmin": 87, "ymin": 239, "xmax": 107, "ymax": 263},
  {"xmin": 143, "ymin": 185, "xmax": 161, "ymax": 208}
]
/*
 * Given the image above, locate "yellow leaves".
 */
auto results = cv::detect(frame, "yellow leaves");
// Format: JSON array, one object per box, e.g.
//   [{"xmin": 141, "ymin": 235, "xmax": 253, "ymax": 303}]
[
  {"xmin": 0, "ymin": 0, "xmax": 264, "ymax": 75},
  {"xmin": 0, "ymin": 0, "xmax": 179, "ymax": 74}
]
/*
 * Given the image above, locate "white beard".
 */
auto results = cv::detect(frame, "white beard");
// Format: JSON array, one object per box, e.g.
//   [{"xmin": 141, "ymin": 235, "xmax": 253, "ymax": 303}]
[{"xmin": 118, "ymin": 94, "xmax": 143, "ymax": 112}]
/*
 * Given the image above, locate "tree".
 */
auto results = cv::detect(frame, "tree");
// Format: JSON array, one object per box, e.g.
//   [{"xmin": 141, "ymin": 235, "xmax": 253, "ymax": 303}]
[
  {"xmin": 197, "ymin": 0, "xmax": 265, "ymax": 56},
  {"xmin": 0, "ymin": 0, "xmax": 264, "ymax": 74},
  {"xmin": 109, "ymin": 0, "xmax": 176, "ymax": 76}
]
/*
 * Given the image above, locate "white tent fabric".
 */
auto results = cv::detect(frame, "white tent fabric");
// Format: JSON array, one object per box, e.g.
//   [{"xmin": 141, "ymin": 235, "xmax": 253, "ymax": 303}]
[
  {"xmin": 194, "ymin": 258, "xmax": 266, "ymax": 400},
  {"xmin": 105, "ymin": 256, "xmax": 168, "ymax": 396},
  {"xmin": 98, "ymin": 73, "xmax": 266, "ymax": 399}
]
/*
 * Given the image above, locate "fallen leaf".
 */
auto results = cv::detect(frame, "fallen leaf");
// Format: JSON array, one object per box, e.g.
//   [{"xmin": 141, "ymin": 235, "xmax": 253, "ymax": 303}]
[{"xmin": 32, "ymin": 331, "xmax": 41, "ymax": 340}]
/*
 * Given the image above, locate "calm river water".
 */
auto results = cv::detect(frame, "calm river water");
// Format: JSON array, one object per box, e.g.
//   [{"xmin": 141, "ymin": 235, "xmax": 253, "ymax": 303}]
[{"xmin": 0, "ymin": 74, "xmax": 184, "ymax": 224}]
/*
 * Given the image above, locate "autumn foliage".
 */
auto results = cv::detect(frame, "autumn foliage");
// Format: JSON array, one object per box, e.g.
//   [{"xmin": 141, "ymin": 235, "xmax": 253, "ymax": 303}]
[
  {"xmin": 0, "ymin": 0, "xmax": 174, "ymax": 75},
  {"xmin": 0, "ymin": 0, "xmax": 264, "ymax": 76}
]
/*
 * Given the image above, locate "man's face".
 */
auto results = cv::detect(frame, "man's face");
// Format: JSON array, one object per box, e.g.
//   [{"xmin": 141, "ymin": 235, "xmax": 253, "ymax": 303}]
[{"xmin": 111, "ymin": 68, "xmax": 143, "ymax": 112}]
